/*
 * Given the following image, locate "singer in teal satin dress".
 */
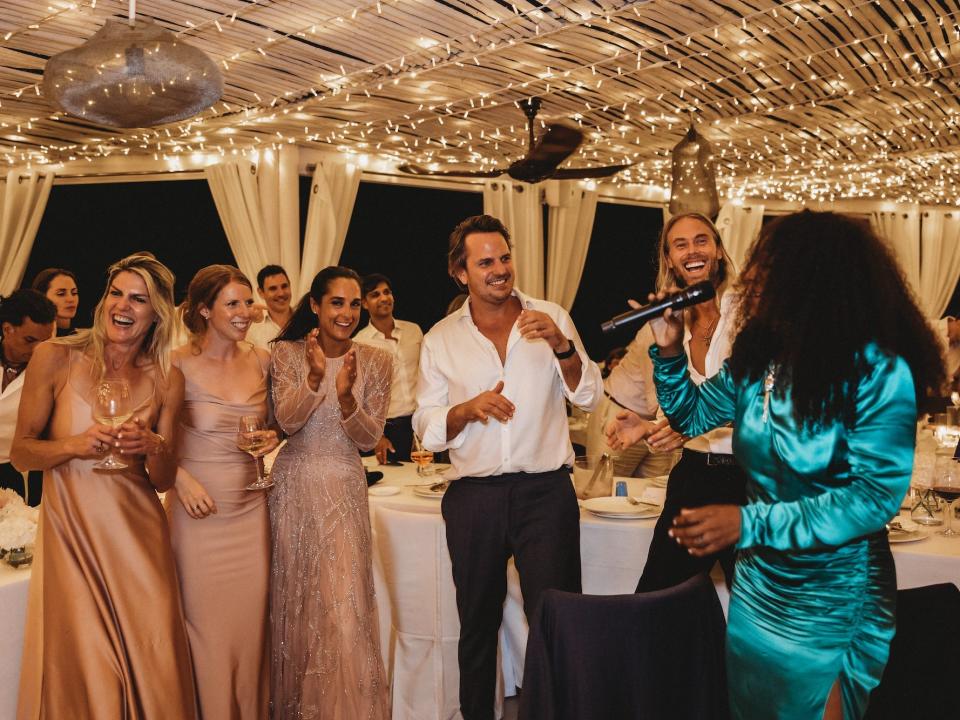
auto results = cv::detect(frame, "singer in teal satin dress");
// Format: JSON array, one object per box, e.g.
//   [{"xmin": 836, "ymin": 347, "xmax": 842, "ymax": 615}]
[
  {"xmin": 638, "ymin": 210, "xmax": 946, "ymax": 720},
  {"xmin": 653, "ymin": 344, "xmax": 914, "ymax": 719}
]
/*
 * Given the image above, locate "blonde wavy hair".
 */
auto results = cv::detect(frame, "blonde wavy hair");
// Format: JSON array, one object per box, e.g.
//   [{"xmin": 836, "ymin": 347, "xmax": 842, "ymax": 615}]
[
  {"xmin": 55, "ymin": 253, "xmax": 176, "ymax": 381},
  {"xmin": 655, "ymin": 212, "xmax": 734, "ymax": 293}
]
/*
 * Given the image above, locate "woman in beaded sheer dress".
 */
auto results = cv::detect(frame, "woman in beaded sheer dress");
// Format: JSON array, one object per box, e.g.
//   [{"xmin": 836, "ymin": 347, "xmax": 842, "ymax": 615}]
[
  {"xmin": 167, "ymin": 265, "xmax": 279, "ymax": 720},
  {"xmin": 269, "ymin": 266, "xmax": 392, "ymax": 719}
]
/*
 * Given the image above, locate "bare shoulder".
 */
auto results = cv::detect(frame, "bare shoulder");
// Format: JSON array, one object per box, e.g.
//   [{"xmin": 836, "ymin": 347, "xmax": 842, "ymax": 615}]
[{"xmin": 28, "ymin": 341, "xmax": 71, "ymax": 377}]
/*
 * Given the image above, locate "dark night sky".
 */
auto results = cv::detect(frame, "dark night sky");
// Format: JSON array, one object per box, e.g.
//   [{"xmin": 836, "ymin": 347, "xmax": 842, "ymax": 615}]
[{"xmin": 24, "ymin": 179, "xmax": 955, "ymax": 359}]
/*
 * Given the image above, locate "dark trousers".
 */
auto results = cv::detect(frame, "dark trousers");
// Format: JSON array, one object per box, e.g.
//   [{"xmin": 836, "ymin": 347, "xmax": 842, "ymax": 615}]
[
  {"xmin": 441, "ymin": 468, "xmax": 582, "ymax": 720},
  {"xmin": 0, "ymin": 462, "xmax": 42, "ymax": 506},
  {"xmin": 636, "ymin": 448, "xmax": 747, "ymax": 592},
  {"xmin": 383, "ymin": 414, "xmax": 414, "ymax": 462}
]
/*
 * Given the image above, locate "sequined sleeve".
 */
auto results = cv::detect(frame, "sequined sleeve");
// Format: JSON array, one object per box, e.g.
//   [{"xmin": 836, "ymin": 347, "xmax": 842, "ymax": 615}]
[
  {"xmin": 341, "ymin": 345, "xmax": 392, "ymax": 451},
  {"xmin": 270, "ymin": 340, "xmax": 325, "ymax": 436}
]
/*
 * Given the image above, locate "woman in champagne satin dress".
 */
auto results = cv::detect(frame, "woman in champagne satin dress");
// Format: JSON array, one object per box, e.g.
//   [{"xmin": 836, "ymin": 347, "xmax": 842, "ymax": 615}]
[
  {"xmin": 12, "ymin": 253, "xmax": 196, "ymax": 719},
  {"xmin": 167, "ymin": 265, "xmax": 279, "ymax": 720},
  {"xmin": 269, "ymin": 266, "xmax": 392, "ymax": 719},
  {"xmin": 639, "ymin": 212, "xmax": 945, "ymax": 720}
]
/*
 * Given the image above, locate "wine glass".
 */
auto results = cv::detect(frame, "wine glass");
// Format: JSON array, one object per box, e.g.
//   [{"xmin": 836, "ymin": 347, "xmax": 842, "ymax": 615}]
[
  {"xmin": 410, "ymin": 434, "xmax": 434, "ymax": 476},
  {"xmin": 932, "ymin": 460, "xmax": 960, "ymax": 537},
  {"xmin": 237, "ymin": 415, "xmax": 274, "ymax": 490},
  {"xmin": 92, "ymin": 379, "xmax": 132, "ymax": 470}
]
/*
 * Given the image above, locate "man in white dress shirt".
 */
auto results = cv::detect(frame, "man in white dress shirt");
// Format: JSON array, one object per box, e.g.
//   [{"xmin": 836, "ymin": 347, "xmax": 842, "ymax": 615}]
[
  {"xmin": 0, "ymin": 290, "xmax": 56, "ymax": 505},
  {"xmin": 414, "ymin": 214, "xmax": 602, "ymax": 720},
  {"xmin": 606, "ymin": 212, "xmax": 747, "ymax": 591},
  {"xmin": 246, "ymin": 264, "xmax": 293, "ymax": 348},
  {"xmin": 355, "ymin": 273, "xmax": 423, "ymax": 462}
]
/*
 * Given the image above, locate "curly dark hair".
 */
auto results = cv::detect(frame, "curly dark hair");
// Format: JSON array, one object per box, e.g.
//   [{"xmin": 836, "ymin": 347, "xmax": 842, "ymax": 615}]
[{"xmin": 729, "ymin": 210, "xmax": 945, "ymax": 427}]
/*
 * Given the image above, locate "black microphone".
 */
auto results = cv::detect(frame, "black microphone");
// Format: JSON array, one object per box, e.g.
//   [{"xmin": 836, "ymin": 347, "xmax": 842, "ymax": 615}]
[{"xmin": 601, "ymin": 281, "xmax": 716, "ymax": 334}]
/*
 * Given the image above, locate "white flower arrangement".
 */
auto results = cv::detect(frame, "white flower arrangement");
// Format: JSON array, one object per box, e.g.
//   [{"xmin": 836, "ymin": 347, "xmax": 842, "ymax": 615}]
[{"xmin": 0, "ymin": 489, "xmax": 38, "ymax": 550}]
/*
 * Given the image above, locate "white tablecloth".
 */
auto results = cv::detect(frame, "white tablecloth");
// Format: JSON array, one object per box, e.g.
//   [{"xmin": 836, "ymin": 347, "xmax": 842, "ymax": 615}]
[{"xmin": 3, "ymin": 465, "xmax": 960, "ymax": 720}]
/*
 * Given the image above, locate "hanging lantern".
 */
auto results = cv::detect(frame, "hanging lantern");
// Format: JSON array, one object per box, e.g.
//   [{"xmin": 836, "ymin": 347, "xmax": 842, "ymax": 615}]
[
  {"xmin": 668, "ymin": 124, "xmax": 720, "ymax": 219},
  {"xmin": 43, "ymin": 18, "xmax": 223, "ymax": 128}
]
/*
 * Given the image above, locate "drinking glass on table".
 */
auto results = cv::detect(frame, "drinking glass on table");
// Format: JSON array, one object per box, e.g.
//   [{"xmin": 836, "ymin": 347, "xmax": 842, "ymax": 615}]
[
  {"xmin": 932, "ymin": 461, "xmax": 960, "ymax": 537},
  {"xmin": 237, "ymin": 415, "xmax": 274, "ymax": 490},
  {"xmin": 411, "ymin": 434, "xmax": 434, "ymax": 476},
  {"xmin": 92, "ymin": 379, "xmax": 132, "ymax": 470}
]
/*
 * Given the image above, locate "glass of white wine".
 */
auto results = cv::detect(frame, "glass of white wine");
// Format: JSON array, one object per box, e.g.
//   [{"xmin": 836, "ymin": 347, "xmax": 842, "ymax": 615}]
[
  {"xmin": 410, "ymin": 434, "xmax": 434, "ymax": 476},
  {"xmin": 92, "ymin": 379, "xmax": 132, "ymax": 470},
  {"xmin": 237, "ymin": 415, "xmax": 274, "ymax": 490}
]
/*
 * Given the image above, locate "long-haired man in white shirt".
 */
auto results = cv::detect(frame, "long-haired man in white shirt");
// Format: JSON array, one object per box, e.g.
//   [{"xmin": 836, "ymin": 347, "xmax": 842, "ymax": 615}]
[
  {"xmin": 607, "ymin": 212, "xmax": 747, "ymax": 591},
  {"xmin": 414, "ymin": 214, "xmax": 602, "ymax": 720}
]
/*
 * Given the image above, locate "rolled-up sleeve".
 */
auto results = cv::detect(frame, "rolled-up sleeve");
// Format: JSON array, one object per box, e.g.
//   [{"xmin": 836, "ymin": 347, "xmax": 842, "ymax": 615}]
[
  {"xmin": 413, "ymin": 336, "xmax": 468, "ymax": 452},
  {"xmin": 553, "ymin": 309, "xmax": 603, "ymax": 412}
]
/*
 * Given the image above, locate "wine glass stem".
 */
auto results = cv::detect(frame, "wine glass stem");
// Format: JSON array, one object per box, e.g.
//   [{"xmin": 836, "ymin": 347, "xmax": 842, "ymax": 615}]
[
  {"xmin": 254, "ymin": 455, "xmax": 266, "ymax": 483},
  {"xmin": 947, "ymin": 499, "xmax": 958, "ymax": 534}
]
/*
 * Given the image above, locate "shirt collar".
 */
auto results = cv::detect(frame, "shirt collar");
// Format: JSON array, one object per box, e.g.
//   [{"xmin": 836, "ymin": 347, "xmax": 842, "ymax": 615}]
[{"xmin": 458, "ymin": 288, "xmax": 534, "ymax": 322}]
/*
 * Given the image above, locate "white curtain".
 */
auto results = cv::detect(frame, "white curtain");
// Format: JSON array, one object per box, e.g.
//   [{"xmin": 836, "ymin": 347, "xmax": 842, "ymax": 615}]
[
  {"xmin": 715, "ymin": 203, "xmax": 765, "ymax": 274},
  {"xmin": 204, "ymin": 145, "xmax": 300, "ymax": 292},
  {"xmin": 483, "ymin": 180, "xmax": 544, "ymax": 297},
  {"xmin": 544, "ymin": 180, "xmax": 598, "ymax": 310},
  {"xmin": 919, "ymin": 209, "xmax": 960, "ymax": 318},
  {"xmin": 299, "ymin": 157, "xmax": 362, "ymax": 294},
  {"xmin": 872, "ymin": 208, "xmax": 921, "ymax": 297},
  {"xmin": 0, "ymin": 170, "xmax": 54, "ymax": 294}
]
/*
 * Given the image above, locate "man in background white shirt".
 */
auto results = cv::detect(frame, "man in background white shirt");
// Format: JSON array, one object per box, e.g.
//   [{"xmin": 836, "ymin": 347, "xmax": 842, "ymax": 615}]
[
  {"xmin": 0, "ymin": 290, "xmax": 56, "ymax": 505},
  {"xmin": 355, "ymin": 273, "xmax": 423, "ymax": 462},
  {"xmin": 414, "ymin": 214, "xmax": 602, "ymax": 720},
  {"xmin": 246, "ymin": 264, "xmax": 293, "ymax": 348}
]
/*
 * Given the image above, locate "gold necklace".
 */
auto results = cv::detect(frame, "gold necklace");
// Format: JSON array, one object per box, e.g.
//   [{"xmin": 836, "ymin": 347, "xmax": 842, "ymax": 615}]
[{"xmin": 692, "ymin": 314, "xmax": 720, "ymax": 346}]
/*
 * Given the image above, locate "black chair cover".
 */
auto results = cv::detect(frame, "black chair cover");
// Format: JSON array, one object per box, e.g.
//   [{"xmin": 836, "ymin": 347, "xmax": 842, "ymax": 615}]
[
  {"xmin": 865, "ymin": 582, "xmax": 960, "ymax": 719},
  {"xmin": 518, "ymin": 573, "xmax": 729, "ymax": 720}
]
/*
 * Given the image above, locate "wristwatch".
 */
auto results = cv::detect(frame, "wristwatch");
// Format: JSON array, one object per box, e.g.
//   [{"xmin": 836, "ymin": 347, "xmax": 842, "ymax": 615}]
[{"xmin": 553, "ymin": 339, "xmax": 577, "ymax": 360}]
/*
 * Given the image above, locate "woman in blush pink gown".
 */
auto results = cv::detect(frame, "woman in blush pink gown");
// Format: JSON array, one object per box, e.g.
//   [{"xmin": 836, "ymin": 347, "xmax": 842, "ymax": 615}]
[
  {"xmin": 167, "ymin": 265, "xmax": 279, "ymax": 720},
  {"xmin": 269, "ymin": 266, "xmax": 392, "ymax": 720},
  {"xmin": 12, "ymin": 253, "xmax": 196, "ymax": 720}
]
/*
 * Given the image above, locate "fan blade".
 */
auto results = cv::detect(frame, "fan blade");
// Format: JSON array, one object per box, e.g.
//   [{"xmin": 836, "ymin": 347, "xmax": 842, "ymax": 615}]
[
  {"xmin": 550, "ymin": 163, "xmax": 633, "ymax": 180},
  {"xmin": 397, "ymin": 163, "xmax": 505, "ymax": 178},
  {"xmin": 506, "ymin": 124, "xmax": 582, "ymax": 183},
  {"xmin": 527, "ymin": 124, "xmax": 583, "ymax": 165}
]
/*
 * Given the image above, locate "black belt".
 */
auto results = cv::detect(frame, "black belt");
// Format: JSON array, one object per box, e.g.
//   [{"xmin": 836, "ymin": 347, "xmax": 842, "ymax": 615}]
[{"xmin": 682, "ymin": 447, "xmax": 737, "ymax": 467}]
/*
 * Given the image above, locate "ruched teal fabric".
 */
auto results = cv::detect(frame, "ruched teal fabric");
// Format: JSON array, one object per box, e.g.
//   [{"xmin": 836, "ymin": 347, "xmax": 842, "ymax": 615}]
[{"xmin": 651, "ymin": 343, "xmax": 917, "ymax": 719}]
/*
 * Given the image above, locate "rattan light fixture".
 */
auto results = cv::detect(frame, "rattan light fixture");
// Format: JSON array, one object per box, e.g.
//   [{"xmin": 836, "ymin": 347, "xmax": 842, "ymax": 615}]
[
  {"xmin": 43, "ymin": 10, "xmax": 222, "ymax": 129},
  {"xmin": 668, "ymin": 124, "xmax": 721, "ymax": 219}
]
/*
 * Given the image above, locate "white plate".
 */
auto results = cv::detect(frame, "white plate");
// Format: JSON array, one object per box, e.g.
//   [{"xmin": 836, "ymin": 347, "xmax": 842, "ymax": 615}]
[
  {"xmin": 582, "ymin": 496, "xmax": 661, "ymax": 520},
  {"xmin": 368, "ymin": 486, "xmax": 400, "ymax": 497},
  {"xmin": 888, "ymin": 529, "xmax": 930, "ymax": 543},
  {"xmin": 412, "ymin": 483, "xmax": 447, "ymax": 499}
]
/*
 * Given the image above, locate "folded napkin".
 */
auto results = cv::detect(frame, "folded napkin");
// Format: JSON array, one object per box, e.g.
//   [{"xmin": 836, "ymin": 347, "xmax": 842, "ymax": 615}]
[
  {"xmin": 640, "ymin": 486, "xmax": 667, "ymax": 506},
  {"xmin": 887, "ymin": 517, "xmax": 920, "ymax": 533}
]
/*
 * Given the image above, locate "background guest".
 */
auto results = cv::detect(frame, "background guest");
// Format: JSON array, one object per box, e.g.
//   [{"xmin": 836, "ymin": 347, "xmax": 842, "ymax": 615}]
[
  {"xmin": 648, "ymin": 211, "xmax": 944, "ymax": 719},
  {"xmin": 355, "ymin": 273, "xmax": 423, "ymax": 463},
  {"xmin": 606, "ymin": 212, "xmax": 747, "ymax": 592},
  {"xmin": 247, "ymin": 264, "xmax": 293, "ymax": 348},
  {"xmin": 586, "ymin": 326, "xmax": 679, "ymax": 479},
  {"xmin": 31, "ymin": 267, "xmax": 79, "ymax": 336},
  {"xmin": 0, "ymin": 290, "xmax": 56, "ymax": 506},
  {"xmin": 12, "ymin": 253, "xmax": 196, "ymax": 718},
  {"xmin": 269, "ymin": 266, "xmax": 391, "ymax": 719},
  {"xmin": 168, "ymin": 265, "xmax": 278, "ymax": 720},
  {"xmin": 414, "ymin": 214, "xmax": 602, "ymax": 719}
]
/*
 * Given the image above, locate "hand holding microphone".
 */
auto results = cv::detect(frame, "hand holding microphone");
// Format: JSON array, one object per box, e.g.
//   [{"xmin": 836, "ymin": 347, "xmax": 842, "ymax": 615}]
[{"xmin": 601, "ymin": 280, "xmax": 715, "ymax": 355}]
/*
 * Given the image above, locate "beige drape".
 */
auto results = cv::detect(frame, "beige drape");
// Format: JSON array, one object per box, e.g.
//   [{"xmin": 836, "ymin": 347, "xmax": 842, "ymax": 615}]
[
  {"xmin": 544, "ymin": 180, "xmax": 598, "ymax": 310},
  {"xmin": 0, "ymin": 170, "xmax": 54, "ymax": 294},
  {"xmin": 483, "ymin": 180, "xmax": 544, "ymax": 298},
  {"xmin": 204, "ymin": 146, "xmax": 300, "ymax": 292},
  {"xmin": 299, "ymin": 157, "xmax": 362, "ymax": 293}
]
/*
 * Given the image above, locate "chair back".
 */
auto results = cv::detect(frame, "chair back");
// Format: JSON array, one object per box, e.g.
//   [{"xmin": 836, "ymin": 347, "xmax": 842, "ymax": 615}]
[{"xmin": 518, "ymin": 573, "xmax": 729, "ymax": 720}]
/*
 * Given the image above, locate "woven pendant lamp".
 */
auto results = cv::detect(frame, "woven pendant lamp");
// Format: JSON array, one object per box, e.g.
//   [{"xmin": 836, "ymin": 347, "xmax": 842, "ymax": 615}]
[
  {"xmin": 668, "ymin": 124, "xmax": 721, "ymax": 219},
  {"xmin": 43, "ymin": 5, "xmax": 222, "ymax": 128}
]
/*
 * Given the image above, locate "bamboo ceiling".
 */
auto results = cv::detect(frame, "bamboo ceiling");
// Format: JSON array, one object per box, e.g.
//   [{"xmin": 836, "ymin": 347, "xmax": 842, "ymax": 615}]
[{"xmin": 2, "ymin": 0, "xmax": 960, "ymax": 204}]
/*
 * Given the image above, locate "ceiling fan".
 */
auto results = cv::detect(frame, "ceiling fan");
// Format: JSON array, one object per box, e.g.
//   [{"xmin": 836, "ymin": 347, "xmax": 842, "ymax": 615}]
[{"xmin": 398, "ymin": 98, "xmax": 632, "ymax": 184}]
